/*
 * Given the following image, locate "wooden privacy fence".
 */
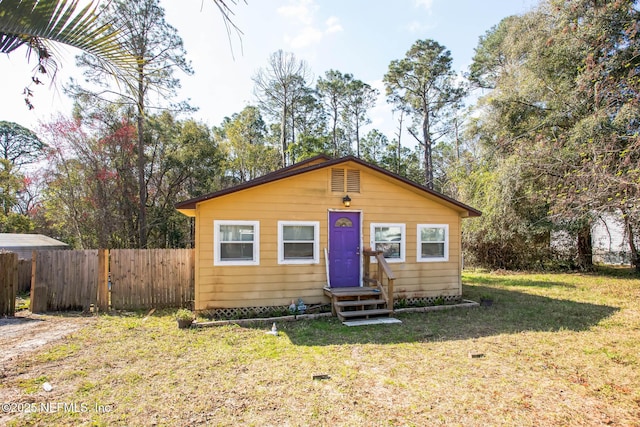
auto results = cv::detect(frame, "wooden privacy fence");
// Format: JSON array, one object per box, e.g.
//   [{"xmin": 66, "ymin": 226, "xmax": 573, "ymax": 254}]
[
  {"xmin": 31, "ymin": 250, "xmax": 100, "ymax": 312},
  {"xmin": 110, "ymin": 249, "xmax": 194, "ymax": 310},
  {"xmin": 1, "ymin": 252, "xmax": 18, "ymax": 316},
  {"xmin": 30, "ymin": 249, "xmax": 194, "ymax": 313}
]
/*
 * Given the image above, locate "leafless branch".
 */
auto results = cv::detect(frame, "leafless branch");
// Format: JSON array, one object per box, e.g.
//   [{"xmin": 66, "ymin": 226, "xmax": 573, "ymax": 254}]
[{"xmin": 208, "ymin": 0, "xmax": 246, "ymax": 60}]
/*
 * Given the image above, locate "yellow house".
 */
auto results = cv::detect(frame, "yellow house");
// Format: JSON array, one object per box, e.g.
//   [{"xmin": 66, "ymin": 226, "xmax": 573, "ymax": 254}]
[{"xmin": 176, "ymin": 155, "xmax": 480, "ymax": 318}]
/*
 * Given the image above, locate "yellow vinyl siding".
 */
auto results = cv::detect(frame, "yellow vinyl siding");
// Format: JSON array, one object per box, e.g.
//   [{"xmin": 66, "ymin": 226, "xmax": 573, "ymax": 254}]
[{"xmin": 193, "ymin": 161, "xmax": 466, "ymax": 310}]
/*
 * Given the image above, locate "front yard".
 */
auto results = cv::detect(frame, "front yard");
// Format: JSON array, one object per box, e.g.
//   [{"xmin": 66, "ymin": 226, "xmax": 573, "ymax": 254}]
[{"xmin": 1, "ymin": 268, "xmax": 639, "ymax": 426}]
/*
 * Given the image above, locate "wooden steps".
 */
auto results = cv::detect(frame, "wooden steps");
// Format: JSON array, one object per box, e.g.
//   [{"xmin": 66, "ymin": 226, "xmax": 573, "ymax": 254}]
[
  {"xmin": 323, "ymin": 286, "xmax": 394, "ymax": 323},
  {"xmin": 334, "ymin": 299, "xmax": 386, "ymax": 308}
]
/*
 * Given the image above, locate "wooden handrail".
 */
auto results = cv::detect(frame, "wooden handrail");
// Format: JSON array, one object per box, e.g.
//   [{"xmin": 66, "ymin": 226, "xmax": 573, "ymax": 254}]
[
  {"xmin": 375, "ymin": 252, "xmax": 396, "ymax": 280},
  {"xmin": 363, "ymin": 249, "xmax": 395, "ymax": 312}
]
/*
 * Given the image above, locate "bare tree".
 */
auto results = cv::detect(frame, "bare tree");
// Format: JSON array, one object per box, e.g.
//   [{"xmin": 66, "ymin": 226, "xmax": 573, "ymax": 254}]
[{"xmin": 253, "ymin": 50, "xmax": 312, "ymax": 166}]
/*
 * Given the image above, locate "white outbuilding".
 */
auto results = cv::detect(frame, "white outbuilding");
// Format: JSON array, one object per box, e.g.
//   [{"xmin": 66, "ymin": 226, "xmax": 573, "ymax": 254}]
[{"xmin": 0, "ymin": 233, "xmax": 69, "ymax": 260}]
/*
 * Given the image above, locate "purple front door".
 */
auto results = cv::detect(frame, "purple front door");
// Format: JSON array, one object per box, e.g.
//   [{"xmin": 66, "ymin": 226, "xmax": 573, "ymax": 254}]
[{"xmin": 329, "ymin": 211, "xmax": 360, "ymax": 287}]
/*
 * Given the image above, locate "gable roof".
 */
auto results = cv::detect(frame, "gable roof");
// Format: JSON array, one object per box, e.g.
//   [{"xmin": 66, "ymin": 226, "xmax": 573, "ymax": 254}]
[{"xmin": 176, "ymin": 155, "xmax": 481, "ymax": 217}]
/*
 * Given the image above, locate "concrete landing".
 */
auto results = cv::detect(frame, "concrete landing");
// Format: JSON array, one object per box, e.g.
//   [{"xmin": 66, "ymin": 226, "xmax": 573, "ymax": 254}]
[{"xmin": 342, "ymin": 318, "xmax": 403, "ymax": 327}]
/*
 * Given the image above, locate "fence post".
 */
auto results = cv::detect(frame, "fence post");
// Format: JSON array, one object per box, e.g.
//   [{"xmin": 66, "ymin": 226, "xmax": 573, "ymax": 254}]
[
  {"xmin": 0, "ymin": 252, "xmax": 17, "ymax": 316},
  {"xmin": 30, "ymin": 250, "xmax": 47, "ymax": 313},
  {"xmin": 97, "ymin": 249, "xmax": 109, "ymax": 312}
]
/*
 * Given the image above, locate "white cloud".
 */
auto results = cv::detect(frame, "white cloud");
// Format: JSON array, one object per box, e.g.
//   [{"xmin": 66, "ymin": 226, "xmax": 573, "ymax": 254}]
[
  {"xmin": 278, "ymin": 0, "xmax": 342, "ymax": 49},
  {"xmin": 277, "ymin": 0, "xmax": 317, "ymax": 25},
  {"xmin": 285, "ymin": 26, "xmax": 324, "ymax": 49},
  {"xmin": 406, "ymin": 20, "xmax": 436, "ymax": 34},
  {"xmin": 414, "ymin": 0, "xmax": 434, "ymax": 12},
  {"xmin": 407, "ymin": 20, "xmax": 425, "ymax": 33},
  {"xmin": 325, "ymin": 16, "xmax": 343, "ymax": 34}
]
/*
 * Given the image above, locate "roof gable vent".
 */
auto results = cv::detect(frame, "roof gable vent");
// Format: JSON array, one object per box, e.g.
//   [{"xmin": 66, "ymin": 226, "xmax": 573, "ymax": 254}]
[
  {"xmin": 331, "ymin": 168, "xmax": 360, "ymax": 193},
  {"xmin": 347, "ymin": 169, "xmax": 360, "ymax": 193},
  {"xmin": 331, "ymin": 168, "xmax": 345, "ymax": 192}
]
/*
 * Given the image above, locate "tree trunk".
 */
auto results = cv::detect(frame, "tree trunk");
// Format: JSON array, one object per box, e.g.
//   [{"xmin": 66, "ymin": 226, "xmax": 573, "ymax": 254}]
[
  {"xmin": 624, "ymin": 215, "xmax": 640, "ymax": 274},
  {"xmin": 280, "ymin": 103, "xmax": 287, "ymax": 167},
  {"xmin": 396, "ymin": 111, "xmax": 403, "ymax": 175},
  {"xmin": 454, "ymin": 117, "xmax": 460, "ymax": 161},
  {"xmin": 331, "ymin": 107, "xmax": 338, "ymax": 157},
  {"xmin": 422, "ymin": 111, "xmax": 433, "ymax": 189},
  {"xmin": 576, "ymin": 225, "xmax": 593, "ymax": 271},
  {"xmin": 290, "ymin": 104, "xmax": 295, "ymax": 164},
  {"xmin": 355, "ymin": 114, "xmax": 360, "ymax": 158},
  {"xmin": 137, "ymin": 65, "xmax": 147, "ymax": 248}
]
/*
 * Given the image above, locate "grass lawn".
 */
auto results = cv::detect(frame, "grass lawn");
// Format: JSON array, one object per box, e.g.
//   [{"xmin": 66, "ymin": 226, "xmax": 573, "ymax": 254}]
[{"xmin": 2, "ymin": 268, "xmax": 639, "ymax": 426}]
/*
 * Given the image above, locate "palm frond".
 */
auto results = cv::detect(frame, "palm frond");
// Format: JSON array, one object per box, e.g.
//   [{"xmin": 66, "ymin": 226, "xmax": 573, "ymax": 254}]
[{"xmin": 0, "ymin": 0, "xmax": 134, "ymax": 67}]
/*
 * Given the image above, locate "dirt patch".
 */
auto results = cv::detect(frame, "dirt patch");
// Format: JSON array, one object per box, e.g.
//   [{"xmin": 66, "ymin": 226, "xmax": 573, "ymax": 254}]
[{"xmin": 0, "ymin": 311, "xmax": 95, "ymax": 365}]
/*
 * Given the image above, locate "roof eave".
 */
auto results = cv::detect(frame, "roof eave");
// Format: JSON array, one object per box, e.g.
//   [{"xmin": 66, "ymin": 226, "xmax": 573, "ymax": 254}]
[
  {"xmin": 175, "ymin": 155, "xmax": 482, "ymax": 218},
  {"xmin": 177, "ymin": 208, "xmax": 196, "ymax": 217}
]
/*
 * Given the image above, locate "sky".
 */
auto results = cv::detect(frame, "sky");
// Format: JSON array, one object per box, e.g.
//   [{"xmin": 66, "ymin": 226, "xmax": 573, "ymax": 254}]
[{"xmin": 0, "ymin": 0, "xmax": 538, "ymax": 139}]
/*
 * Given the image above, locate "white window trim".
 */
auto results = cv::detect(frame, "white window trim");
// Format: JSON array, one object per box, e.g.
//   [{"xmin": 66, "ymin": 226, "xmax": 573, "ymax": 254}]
[
  {"xmin": 417, "ymin": 224, "xmax": 449, "ymax": 262},
  {"xmin": 214, "ymin": 220, "xmax": 260, "ymax": 266},
  {"xmin": 370, "ymin": 223, "xmax": 406, "ymax": 263},
  {"xmin": 278, "ymin": 221, "xmax": 320, "ymax": 265}
]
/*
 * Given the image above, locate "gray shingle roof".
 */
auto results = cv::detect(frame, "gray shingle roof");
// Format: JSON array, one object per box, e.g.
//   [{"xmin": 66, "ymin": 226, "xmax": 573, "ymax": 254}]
[{"xmin": 0, "ymin": 233, "xmax": 68, "ymax": 248}]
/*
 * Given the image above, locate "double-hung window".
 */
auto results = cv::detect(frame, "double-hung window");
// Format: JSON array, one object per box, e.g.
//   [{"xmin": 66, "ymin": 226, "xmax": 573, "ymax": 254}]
[
  {"xmin": 370, "ymin": 223, "xmax": 405, "ymax": 262},
  {"xmin": 214, "ymin": 220, "xmax": 260, "ymax": 266},
  {"xmin": 278, "ymin": 221, "xmax": 320, "ymax": 264},
  {"xmin": 417, "ymin": 224, "xmax": 449, "ymax": 262}
]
